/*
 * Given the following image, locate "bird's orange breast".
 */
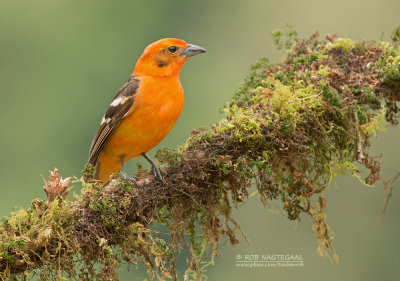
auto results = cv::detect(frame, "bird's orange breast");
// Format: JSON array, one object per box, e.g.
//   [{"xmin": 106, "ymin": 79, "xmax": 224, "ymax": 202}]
[{"xmin": 100, "ymin": 75, "xmax": 184, "ymax": 162}]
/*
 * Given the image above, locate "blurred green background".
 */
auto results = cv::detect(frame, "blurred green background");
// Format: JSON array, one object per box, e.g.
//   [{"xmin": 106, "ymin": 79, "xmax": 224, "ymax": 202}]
[{"xmin": 1, "ymin": 0, "xmax": 400, "ymax": 280}]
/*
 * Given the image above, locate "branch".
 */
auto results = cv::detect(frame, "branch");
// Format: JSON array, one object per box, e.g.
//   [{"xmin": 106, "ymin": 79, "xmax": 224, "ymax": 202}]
[{"xmin": 1, "ymin": 30, "xmax": 399, "ymax": 280}]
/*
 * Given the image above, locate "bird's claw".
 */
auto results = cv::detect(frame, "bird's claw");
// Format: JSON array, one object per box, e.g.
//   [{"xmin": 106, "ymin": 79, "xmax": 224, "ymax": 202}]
[
  {"xmin": 141, "ymin": 153, "xmax": 167, "ymax": 182},
  {"xmin": 120, "ymin": 157, "xmax": 137, "ymax": 185},
  {"xmin": 122, "ymin": 174, "xmax": 137, "ymax": 184},
  {"xmin": 151, "ymin": 164, "xmax": 166, "ymax": 182}
]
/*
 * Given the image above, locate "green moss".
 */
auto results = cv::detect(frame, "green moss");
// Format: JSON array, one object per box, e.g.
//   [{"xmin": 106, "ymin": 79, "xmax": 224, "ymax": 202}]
[
  {"xmin": 271, "ymin": 26, "xmax": 298, "ymax": 50},
  {"xmin": 321, "ymin": 83, "xmax": 342, "ymax": 106},
  {"xmin": 354, "ymin": 106, "xmax": 368, "ymax": 124},
  {"xmin": 250, "ymin": 57, "xmax": 270, "ymax": 70},
  {"xmin": 328, "ymin": 38, "xmax": 354, "ymax": 51},
  {"xmin": 378, "ymin": 45, "xmax": 400, "ymax": 85},
  {"xmin": 271, "ymin": 29, "xmax": 284, "ymax": 50},
  {"xmin": 391, "ymin": 26, "xmax": 400, "ymax": 43},
  {"xmin": 360, "ymin": 109, "xmax": 387, "ymax": 136},
  {"xmin": 317, "ymin": 65, "xmax": 330, "ymax": 77},
  {"xmin": 294, "ymin": 54, "xmax": 307, "ymax": 67},
  {"xmin": 351, "ymin": 87, "xmax": 381, "ymax": 110}
]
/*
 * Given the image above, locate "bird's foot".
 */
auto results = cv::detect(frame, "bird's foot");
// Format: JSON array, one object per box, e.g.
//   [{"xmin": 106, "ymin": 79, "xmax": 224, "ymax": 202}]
[
  {"xmin": 151, "ymin": 163, "xmax": 167, "ymax": 182},
  {"xmin": 120, "ymin": 156, "xmax": 137, "ymax": 185},
  {"xmin": 121, "ymin": 173, "xmax": 137, "ymax": 184},
  {"xmin": 142, "ymin": 153, "xmax": 167, "ymax": 182}
]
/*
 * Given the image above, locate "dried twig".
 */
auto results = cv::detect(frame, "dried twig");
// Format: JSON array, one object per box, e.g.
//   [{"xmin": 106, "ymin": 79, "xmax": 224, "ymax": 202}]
[
  {"xmin": 42, "ymin": 168, "xmax": 71, "ymax": 205},
  {"xmin": 381, "ymin": 169, "xmax": 400, "ymax": 214}
]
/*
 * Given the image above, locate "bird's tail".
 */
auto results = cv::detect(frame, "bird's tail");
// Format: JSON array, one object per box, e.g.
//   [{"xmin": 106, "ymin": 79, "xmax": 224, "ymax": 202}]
[{"xmin": 93, "ymin": 154, "xmax": 121, "ymax": 185}]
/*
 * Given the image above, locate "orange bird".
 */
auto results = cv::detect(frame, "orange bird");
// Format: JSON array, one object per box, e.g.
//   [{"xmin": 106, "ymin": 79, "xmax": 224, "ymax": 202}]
[{"xmin": 88, "ymin": 38, "xmax": 206, "ymax": 184}]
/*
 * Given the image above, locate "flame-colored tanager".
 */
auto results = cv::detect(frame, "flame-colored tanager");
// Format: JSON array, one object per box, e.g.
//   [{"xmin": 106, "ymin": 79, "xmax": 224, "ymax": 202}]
[{"xmin": 88, "ymin": 38, "xmax": 206, "ymax": 184}]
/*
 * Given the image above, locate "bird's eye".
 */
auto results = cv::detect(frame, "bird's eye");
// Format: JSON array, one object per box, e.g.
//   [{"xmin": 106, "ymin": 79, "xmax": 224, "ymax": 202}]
[{"xmin": 168, "ymin": 46, "xmax": 177, "ymax": 53}]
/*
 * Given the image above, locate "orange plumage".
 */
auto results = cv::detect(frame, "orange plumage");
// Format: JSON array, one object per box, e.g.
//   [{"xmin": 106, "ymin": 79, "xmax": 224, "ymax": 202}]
[{"xmin": 88, "ymin": 38, "xmax": 206, "ymax": 184}]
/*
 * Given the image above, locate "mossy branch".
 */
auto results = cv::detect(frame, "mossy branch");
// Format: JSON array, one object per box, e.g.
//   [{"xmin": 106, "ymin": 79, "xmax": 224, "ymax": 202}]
[{"xmin": 1, "ymin": 30, "xmax": 400, "ymax": 280}]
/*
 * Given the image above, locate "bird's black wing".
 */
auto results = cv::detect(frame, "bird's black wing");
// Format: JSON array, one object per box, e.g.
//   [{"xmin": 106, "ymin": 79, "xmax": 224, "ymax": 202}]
[{"xmin": 88, "ymin": 76, "xmax": 140, "ymax": 165}]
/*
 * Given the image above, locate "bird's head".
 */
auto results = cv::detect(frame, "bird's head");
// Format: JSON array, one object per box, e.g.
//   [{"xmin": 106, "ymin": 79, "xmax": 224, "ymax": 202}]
[{"xmin": 133, "ymin": 38, "xmax": 206, "ymax": 77}]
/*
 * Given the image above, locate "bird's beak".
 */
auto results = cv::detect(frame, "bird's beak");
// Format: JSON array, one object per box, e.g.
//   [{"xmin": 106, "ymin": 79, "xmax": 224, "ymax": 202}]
[{"xmin": 182, "ymin": 44, "xmax": 207, "ymax": 57}]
